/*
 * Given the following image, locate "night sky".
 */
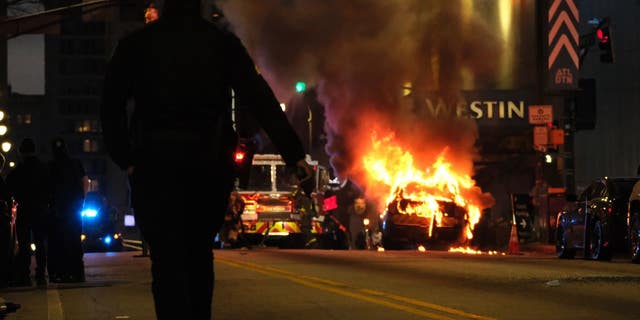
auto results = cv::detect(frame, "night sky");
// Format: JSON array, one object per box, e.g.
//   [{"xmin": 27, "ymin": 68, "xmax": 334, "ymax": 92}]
[{"xmin": 7, "ymin": 34, "xmax": 45, "ymax": 95}]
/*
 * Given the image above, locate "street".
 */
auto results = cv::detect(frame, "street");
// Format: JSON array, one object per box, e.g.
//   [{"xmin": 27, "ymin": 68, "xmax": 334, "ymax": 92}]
[{"xmin": 2, "ymin": 247, "xmax": 639, "ymax": 320}]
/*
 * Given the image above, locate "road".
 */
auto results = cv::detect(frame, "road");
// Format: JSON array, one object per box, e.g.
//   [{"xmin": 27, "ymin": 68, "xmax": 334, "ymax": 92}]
[{"xmin": 1, "ymin": 248, "xmax": 639, "ymax": 319}]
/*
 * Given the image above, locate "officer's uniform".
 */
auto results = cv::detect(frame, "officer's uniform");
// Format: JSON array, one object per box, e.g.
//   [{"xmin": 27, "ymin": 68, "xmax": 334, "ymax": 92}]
[{"xmin": 100, "ymin": 2, "xmax": 306, "ymax": 319}]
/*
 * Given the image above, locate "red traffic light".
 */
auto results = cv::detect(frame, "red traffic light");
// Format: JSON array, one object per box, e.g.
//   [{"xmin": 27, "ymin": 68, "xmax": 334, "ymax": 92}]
[{"xmin": 596, "ymin": 28, "xmax": 609, "ymax": 44}]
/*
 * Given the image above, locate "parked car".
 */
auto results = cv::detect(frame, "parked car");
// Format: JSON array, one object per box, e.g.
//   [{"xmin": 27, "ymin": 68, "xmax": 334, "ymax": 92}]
[
  {"xmin": 556, "ymin": 177, "xmax": 640, "ymax": 260},
  {"xmin": 628, "ymin": 178, "xmax": 640, "ymax": 263}
]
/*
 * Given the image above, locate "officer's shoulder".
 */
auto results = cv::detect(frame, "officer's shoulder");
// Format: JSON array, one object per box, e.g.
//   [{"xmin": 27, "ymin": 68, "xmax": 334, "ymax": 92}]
[
  {"xmin": 200, "ymin": 19, "xmax": 242, "ymax": 43},
  {"xmin": 116, "ymin": 22, "xmax": 160, "ymax": 48}
]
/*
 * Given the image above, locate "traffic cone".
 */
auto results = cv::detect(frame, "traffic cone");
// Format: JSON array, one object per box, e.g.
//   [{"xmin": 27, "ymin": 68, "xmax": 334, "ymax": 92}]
[{"xmin": 507, "ymin": 221, "xmax": 521, "ymax": 255}]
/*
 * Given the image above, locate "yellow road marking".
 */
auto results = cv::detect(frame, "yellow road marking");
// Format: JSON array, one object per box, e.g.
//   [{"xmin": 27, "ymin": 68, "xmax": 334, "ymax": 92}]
[
  {"xmin": 47, "ymin": 289, "xmax": 64, "ymax": 320},
  {"xmin": 216, "ymin": 257, "xmax": 495, "ymax": 320}
]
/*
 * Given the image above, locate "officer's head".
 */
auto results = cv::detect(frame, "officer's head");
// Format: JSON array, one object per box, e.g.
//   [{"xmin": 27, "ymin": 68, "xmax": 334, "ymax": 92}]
[
  {"xmin": 163, "ymin": 0, "xmax": 201, "ymax": 17},
  {"xmin": 18, "ymin": 137, "xmax": 36, "ymax": 156}
]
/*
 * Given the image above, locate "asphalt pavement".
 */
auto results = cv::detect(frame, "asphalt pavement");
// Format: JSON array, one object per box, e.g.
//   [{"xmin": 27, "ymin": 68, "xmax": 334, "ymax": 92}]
[{"xmin": 0, "ymin": 243, "xmax": 556, "ymax": 320}]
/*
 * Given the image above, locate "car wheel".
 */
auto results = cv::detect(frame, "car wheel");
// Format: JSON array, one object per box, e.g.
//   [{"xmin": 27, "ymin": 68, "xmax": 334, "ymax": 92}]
[
  {"xmin": 555, "ymin": 226, "xmax": 574, "ymax": 259},
  {"xmin": 630, "ymin": 216, "xmax": 640, "ymax": 263},
  {"xmin": 589, "ymin": 220, "xmax": 611, "ymax": 261}
]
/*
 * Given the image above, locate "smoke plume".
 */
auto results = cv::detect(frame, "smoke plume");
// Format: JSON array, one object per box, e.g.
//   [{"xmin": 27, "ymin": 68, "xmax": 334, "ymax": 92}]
[{"xmin": 218, "ymin": 0, "xmax": 500, "ymax": 208}]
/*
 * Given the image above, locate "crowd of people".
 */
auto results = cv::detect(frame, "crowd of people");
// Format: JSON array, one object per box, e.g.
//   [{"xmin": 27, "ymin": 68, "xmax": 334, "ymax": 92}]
[{"xmin": 0, "ymin": 137, "xmax": 88, "ymax": 288}]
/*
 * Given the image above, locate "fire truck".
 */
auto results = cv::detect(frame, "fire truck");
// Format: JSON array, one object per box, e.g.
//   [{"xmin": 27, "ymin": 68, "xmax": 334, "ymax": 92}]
[{"xmin": 238, "ymin": 154, "xmax": 328, "ymax": 248}]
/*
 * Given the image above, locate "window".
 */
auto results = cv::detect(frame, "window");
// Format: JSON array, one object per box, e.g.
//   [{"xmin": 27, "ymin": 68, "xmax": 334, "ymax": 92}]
[
  {"xmin": 77, "ymin": 119, "xmax": 99, "ymax": 133},
  {"xmin": 61, "ymin": 39, "xmax": 74, "ymax": 54},
  {"xmin": 83, "ymin": 139, "xmax": 99, "ymax": 153},
  {"xmin": 87, "ymin": 178, "xmax": 100, "ymax": 192}
]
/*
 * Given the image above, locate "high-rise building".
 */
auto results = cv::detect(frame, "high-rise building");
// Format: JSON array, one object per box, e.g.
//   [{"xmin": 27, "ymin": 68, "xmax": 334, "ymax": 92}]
[{"xmin": 43, "ymin": 0, "xmax": 132, "ymax": 212}]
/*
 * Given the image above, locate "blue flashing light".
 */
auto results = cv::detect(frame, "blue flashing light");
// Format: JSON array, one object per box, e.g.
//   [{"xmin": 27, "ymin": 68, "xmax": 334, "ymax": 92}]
[
  {"xmin": 103, "ymin": 235, "xmax": 112, "ymax": 245},
  {"xmin": 82, "ymin": 208, "xmax": 98, "ymax": 218}
]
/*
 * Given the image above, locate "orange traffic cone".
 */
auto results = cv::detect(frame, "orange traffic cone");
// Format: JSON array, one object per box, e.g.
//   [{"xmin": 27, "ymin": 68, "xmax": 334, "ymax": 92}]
[{"xmin": 508, "ymin": 222, "xmax": 521, "ymax": 255}]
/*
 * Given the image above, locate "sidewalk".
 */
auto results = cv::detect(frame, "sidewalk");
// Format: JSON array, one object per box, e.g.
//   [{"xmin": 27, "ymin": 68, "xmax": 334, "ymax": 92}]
[{"xmin": 0, "ymin": 251, "xmax": 155, "ymax": 320}]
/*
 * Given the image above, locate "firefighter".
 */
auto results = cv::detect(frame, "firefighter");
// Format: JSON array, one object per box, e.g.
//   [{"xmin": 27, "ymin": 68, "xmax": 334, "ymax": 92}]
[{"xmin": 99, "ymin": 1, "xmax": 312, "ymax": 318}]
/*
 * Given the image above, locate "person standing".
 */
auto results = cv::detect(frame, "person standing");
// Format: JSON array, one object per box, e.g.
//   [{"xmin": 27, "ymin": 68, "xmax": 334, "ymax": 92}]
[
  {"xmin": 0, "ymin": 171, "xmax": 13, "ymax": 288},
  {"xmin": 99, "ymin": 1, "xmax": 313, "ymax": 319},
  {"xmin": 348, "ymin": 197, "xmax": 370, "ymax": 250},
  {"xmin": 48, "ymin": 138, "xmax": 89, "ymax": 283},
  {"xmin": 6, "ymin": 138, "xmax": 51, "ymax": 287}
]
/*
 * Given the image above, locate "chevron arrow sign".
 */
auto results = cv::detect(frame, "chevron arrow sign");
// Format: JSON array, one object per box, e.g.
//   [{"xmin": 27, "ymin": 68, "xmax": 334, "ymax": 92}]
[{"xmin": 547, "ymin": 0, "xmax": 579, "ymax": 90}]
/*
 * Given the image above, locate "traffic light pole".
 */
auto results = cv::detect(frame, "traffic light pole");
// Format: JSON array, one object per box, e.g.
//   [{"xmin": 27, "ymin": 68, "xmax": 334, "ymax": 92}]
[{"xmin": 561, "ymin": 96, "xmax": 576, "ymax": 196}]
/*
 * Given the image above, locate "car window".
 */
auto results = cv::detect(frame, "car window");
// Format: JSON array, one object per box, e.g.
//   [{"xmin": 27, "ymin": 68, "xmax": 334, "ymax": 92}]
[
  {"xmin": 275, "ymin": 165, "xmax": 297, "ymax": 192},
  {"xmin": 246, "ymin": 165, "xmax": 272, "ymax": 191}
]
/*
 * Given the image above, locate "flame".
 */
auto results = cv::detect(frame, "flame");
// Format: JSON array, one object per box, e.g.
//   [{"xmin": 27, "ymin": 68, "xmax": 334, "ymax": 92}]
[
  {"xmin": 144, "ymin": 3, "xmax": 159, "ymax": 24},
  {"xmin": 449, "ymin": 246, "xmax": 505, "ymax": 255},
  {"xmin": 363, "ymin": 132, "xmax": 486, "ymax": 242}
]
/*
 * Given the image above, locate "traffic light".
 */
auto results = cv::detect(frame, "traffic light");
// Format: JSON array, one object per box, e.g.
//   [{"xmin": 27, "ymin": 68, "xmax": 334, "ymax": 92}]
[
  {"xmin": 234, "ymin": 138, "xmax": 257, "ymax": 189},
  {"xmin": 596, "ymin": 18, "xmax": 614, "ymax": 63},
  {"xmin": 295, "ymin": 81, "xmax": 307, "ymax": 93}
]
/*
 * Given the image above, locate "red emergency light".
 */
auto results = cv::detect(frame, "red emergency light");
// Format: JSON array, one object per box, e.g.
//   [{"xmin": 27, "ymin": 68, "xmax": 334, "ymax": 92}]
[{"xmin": 234, "ymin": 151, "xmax": 245, "ymax": 164}]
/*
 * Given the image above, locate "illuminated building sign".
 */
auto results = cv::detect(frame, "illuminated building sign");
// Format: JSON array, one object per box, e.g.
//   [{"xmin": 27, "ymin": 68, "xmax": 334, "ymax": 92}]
[{"xmin": 411, "ymin": 91, "xmax": 534, "ymax": 127}]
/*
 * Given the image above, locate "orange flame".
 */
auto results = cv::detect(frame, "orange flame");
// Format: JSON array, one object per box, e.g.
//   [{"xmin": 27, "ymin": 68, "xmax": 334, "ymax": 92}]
[
  {"xmin": 449, "ymin": 247, "xmax": 505, "ymax": 255},
  {"xmin": 145, "ymin": 3, "xmax": 159, "ymax": 24},
  {"xmin": 362, "ymin": 132, "xmax": 485, "ymax": 241}
]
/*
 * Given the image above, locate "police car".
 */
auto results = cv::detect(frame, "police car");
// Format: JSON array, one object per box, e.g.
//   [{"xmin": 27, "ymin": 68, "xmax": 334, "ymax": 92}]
[{"xmin": 81, "ymin": 192, "xmax": 123, "ymax": 252}]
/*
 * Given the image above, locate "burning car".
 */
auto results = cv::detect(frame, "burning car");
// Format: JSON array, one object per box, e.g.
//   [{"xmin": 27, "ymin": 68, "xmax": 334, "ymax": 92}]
[
  {"xmin": 382, "ymin": 188, "xmax": 469, "ymax": 249},
  {"xmin": 362, "ymin": 133, "xmax": 493, "ymax": 251}
]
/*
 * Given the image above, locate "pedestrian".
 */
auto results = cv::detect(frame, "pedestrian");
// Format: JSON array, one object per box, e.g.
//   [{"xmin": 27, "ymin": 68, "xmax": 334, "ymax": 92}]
[
  {"xmin": 99, "ymin": 1, "xmax": 312, "ymax": 319},
  {"xmin": 0, "ymin": 168, "xmax": 13, "ymax": 288},
  {"xmin": 48, "ymin": 137, "xmax": 89, "ymax": 283},
  {"xmin": 5, "ymin": 138, "xmax": 51, "ymax": 287},
  {"xmin": 348, "ymin": 197, "xmax": 371, "ymax": 250}
]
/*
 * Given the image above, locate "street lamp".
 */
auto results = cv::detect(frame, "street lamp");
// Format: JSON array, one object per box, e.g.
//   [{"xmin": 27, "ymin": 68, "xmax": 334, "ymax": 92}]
[
  {"xmin": 1, "ymin": 142, "xmax": 11, "ymax": 153},
  {"xmin": 0, "ymin": 125, "xmax": 7, "ymax": 136},
  {"xmin": 0, "ymin": 111, "xmax": 5, "ymax": 121}
]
